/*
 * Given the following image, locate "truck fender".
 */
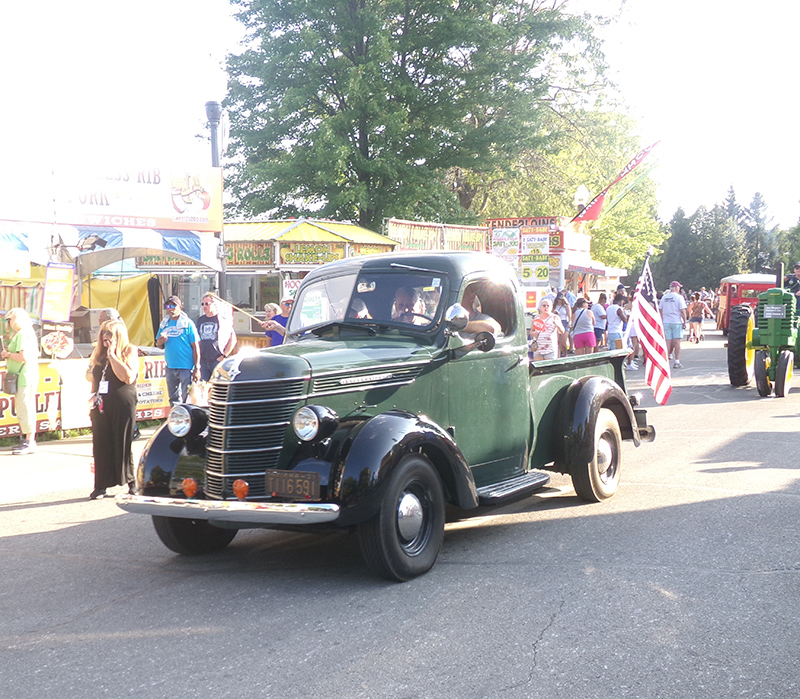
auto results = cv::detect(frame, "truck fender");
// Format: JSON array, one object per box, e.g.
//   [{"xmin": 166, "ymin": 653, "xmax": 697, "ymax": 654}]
[
  {"xmin": 558, "ymin": 376, "xmax": 641, "ymax": 471},
  {"xmin": 138, "ymin": 422, "xmax": 207, "ymax": 498},
  {"xmin": 333, "ymin": 409, "xmax": 478, "ymax": 526}
]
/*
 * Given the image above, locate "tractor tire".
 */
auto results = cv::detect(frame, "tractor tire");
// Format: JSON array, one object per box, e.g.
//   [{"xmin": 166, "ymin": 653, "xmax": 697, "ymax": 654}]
[
  {"xmin": 754, "ymin": 350, "xmax": 772, "ymax": 397},
  {"xmin": 775, "ymin": 350, "xmax": 794, "ymax": 397},
  {"xmin": 727, "ymin": 304, "xmax": 754, "ymax": 386}
]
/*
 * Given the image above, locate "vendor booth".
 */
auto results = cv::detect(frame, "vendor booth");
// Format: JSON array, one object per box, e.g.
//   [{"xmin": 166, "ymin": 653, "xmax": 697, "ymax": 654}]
[
  {"xmin": 138, "ymin": 218, "xmax": 398, "ymax": 347},
  {"xmin": 0, "ymin": 162, "xmax": 224, "ymax": 437}
]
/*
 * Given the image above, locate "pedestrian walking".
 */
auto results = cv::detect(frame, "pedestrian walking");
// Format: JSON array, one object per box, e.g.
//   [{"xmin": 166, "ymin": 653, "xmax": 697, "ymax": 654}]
[{"xmin": 1, "ymin": 308, "xmax": 39, "ymax": 455}]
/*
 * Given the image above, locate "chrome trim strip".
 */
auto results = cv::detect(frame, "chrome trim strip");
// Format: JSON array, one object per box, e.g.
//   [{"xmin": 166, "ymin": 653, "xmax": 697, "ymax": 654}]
[
  {"xmin": 206, "ymin": 445, "xmax": 284, "ymax": 455},
  {"xmin": 307, "ymin": 378, "xmax": 416, "ymax": 398},
  {"xmin": 310, "ymin": 359, "xmax": 430, "ymax": 379},
  {"xmin": 204, "ymin": 470, "xmax": 274, "ymax": 478},
  {"xmin": 211, "ymin": 377, "xmax": 311, "ymax": 386},
  {"xmin": 116, "ymin": 494, "xmax": 340, "ymax": 525},
  {"xmin": 207, "ymin": 421, "xmax": 290, "ymax": 431},
  {"xmin": 210, "ymin": 396, "xmax": 304, "ymax": 406}
]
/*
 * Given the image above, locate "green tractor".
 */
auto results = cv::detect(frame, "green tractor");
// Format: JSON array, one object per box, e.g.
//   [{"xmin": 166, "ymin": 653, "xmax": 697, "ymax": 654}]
[{"xmin": 727, "ymin": 267, "xmax": 798, "ymax": 396}]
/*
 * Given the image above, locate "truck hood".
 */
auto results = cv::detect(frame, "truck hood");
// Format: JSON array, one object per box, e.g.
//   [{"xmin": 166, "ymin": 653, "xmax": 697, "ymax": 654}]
[
  {"xmin": 213, "ymin": 339, "xmax": 437, "ymax": 386},
  {"xmin": 264, "ymin": 337, "xmax": 437, "ymax": 376}
]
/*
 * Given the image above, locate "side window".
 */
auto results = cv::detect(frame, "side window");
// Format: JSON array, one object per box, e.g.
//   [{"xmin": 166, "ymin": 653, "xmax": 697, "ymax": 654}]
[{"xmin": 462, "ymin": 279, "xmax": 516, "ymax": 336}]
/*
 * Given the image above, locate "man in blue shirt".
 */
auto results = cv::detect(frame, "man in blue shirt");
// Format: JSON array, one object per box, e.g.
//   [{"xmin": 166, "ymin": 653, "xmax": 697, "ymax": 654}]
[{"xmin": 156, "ymin": 295, "xmax": 200, "ymax": 404}]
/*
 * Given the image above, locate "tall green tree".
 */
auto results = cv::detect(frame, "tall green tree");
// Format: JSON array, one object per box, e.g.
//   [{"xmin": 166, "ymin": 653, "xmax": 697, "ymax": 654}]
[
  {"xmin": 477, "ymin": 109, "xmax": 663, "ymax": 270},
  {"xmin": 743, "ymin": 192, "xmax": 778, "ymax": 272},
  {"xmin": 652, "ymin": 204, "xmax": 746, "ymax": 291},
  {"xmin": 224, "ymin": 0, "xmax": 607, "ymax": 229}
]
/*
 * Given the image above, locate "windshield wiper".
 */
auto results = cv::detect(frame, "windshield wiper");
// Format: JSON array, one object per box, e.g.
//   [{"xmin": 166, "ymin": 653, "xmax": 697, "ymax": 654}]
[{"xmin": 308, "ymin": 321, "xmax": 378, "ymax": 337}]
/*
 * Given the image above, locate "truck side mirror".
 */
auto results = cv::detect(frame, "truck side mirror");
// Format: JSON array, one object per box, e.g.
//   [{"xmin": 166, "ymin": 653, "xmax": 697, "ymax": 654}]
[
  {"xmin": 473, "ymin": 331, "xmax": 496, "ymax": 352},
  {"xmin": 445, "ymin": 304, "xmax": 469, "ymax": 331}
]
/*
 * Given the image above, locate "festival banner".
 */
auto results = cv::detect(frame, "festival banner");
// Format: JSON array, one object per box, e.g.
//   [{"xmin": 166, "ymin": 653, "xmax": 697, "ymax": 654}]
[{"xmin": 572, "ymin": 142, "xmax": 660, "ymax": 223}]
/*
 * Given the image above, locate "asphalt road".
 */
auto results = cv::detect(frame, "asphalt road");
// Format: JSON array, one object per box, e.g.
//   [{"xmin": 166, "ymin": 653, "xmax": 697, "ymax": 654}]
[{"xmin": 1, "ymin": 323, "xmax": 799, "ymax": 699}]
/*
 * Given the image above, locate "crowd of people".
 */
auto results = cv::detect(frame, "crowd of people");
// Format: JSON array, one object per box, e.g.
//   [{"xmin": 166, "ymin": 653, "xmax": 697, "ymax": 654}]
[{"xmin": 527, "ymin": 282, "xmax": 717, "ymax": 369}]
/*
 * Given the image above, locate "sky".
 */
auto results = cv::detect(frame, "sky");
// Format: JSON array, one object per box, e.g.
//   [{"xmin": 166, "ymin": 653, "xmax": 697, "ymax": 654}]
[
  {"xmin": 588, "ymin": 0, "xmax": 800, "ymax": 228},
  {"xmin": 1, "ymin": 0, "xmax": 798, "ymax": 228}
]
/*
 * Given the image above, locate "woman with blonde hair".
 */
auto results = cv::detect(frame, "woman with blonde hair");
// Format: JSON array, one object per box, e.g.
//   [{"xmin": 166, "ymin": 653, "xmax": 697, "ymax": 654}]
[
  {"xmin": 1, "ymin": 308, "xmax": 39, "ymax": 454},
  {"xmin": 87, "ymin": 320, "xmax": 138, "ymax": 499}
]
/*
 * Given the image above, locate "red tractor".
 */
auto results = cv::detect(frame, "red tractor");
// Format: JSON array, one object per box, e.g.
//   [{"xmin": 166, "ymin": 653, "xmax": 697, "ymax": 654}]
[{"xmin": 716, "ymin": 274, "xmax": 777, "ymax": 335}]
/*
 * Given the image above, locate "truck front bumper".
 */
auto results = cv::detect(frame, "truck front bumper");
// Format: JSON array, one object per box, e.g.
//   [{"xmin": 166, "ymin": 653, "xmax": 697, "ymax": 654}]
[{"xmin": 116, "ymin": 493, "xmax": 341, "ymax": 525}]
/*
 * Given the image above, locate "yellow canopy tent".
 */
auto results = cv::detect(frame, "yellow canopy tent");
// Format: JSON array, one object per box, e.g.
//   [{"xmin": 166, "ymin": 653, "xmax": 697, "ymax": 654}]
[{"xmin": 80, "ymin": 274, "xmax": 155, "ymax": 346}]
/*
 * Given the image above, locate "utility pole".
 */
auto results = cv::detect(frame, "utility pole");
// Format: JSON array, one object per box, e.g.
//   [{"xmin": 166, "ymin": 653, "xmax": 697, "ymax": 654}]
[{"xmin": 205, "ymin": 100, "xmax": 226, "ymax": 299}]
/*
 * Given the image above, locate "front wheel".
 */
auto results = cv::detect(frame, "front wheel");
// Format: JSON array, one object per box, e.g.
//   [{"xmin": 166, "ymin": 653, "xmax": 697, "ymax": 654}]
[
  {"xmin": 571, "ymin": 408, "xmax": 622, "ymax": 503},
  {"xmin": 727, "ymin": 304, "xmax": 754, "ymax": 386},
  {"xmin": 152, "ymin": 516, "xmax": 237, "ymax": 555},
  {"xmin": 775, "ymin": 350, "xmax": 794, "ymax": 397},
  {"xmin": 357, "ymin": 454, "xmax": 445, "ymax": 581},
  {"xmin": 754, "ymin": 350, "xmax": 772, "ymax": 397}
]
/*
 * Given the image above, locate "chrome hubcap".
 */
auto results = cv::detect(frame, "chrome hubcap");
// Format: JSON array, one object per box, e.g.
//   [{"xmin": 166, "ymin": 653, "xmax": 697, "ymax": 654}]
[
  {"xmin": 597, "ymin": 438, "xmax": 614, "ymax": 478},
  {"xmin": 397, "ymin": 492, "xmax": 424, "ymax": 541}
]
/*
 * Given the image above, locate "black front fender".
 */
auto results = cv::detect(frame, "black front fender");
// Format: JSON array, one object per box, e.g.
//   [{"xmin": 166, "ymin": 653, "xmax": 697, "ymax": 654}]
[
  {"xmin": 559, "ymin": 376, "xmax": 641, "ymax": 471},
  {"xmin": 332, "ymin": 410, "xmax": 478, "ymax": 526},
  {"xmin": 137, "ymin": 423, "xmax": 207, "ymax": 498}
]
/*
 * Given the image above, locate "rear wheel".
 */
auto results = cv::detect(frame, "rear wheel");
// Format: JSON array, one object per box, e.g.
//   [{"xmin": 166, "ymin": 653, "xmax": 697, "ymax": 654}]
[
  {"xmin": 152, "ymin": 516, "xmax": 237, "ymax": 555},
  {"xmin": 727, "ymin": 304, "xmax": 754, "ymax": 386},
  {"xmin": 571, "ymin": 408, "xmax": 622, "ymax": 503},
  {"xmin": 754, "ymin": 350, "xmax": 773, "ymax": 397},
  {"xmin": 358, "ymin": 454, "xmax": 445, "ymax": 581},
  {"xmin": 775, "ymin": 350, "xmax": 794, "ymax": 397}
]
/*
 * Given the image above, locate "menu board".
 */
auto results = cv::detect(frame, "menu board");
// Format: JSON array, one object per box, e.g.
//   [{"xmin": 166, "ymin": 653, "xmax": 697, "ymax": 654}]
[{"xmin": 41, "ymin": 263, "xmax": 75, "ymax": 321}]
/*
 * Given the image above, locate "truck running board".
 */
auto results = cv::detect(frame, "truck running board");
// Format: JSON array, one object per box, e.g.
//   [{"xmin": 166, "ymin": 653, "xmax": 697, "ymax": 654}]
[{"xmin": 476, "ymin": 471, "xmax": 551, "ymax": 506}]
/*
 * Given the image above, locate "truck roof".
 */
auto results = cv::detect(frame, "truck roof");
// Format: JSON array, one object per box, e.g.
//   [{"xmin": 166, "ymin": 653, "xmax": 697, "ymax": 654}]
[
  {"xmin": 720, "ymin": 273, "xmax": 778, "ymax": 285},
  {"xmin": 301, "ymin": 250, "xmax": 517, "ymax": 284}
]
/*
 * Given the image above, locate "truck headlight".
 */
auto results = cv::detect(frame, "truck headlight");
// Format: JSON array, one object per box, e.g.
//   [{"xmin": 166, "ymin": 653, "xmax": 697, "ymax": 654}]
[
  {"xmin": 168, "ymin": 404, "xmax": 208, "ymax": 438},
  {"xmin": 293, "ymin": 405, "xmax": 338, "ymax": 442}
]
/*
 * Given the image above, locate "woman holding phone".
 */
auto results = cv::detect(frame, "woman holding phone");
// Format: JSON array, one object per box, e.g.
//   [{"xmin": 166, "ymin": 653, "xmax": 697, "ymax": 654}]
[{"xmin": 87, "ymin": 320, "xmax": 138, "ymax": 499}]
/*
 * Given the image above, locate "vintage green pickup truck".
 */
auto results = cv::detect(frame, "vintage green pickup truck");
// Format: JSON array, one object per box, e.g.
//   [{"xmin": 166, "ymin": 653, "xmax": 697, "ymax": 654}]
[{"xmin": 118, "ymin": 252, "xmax": 654, "ymax": 580}]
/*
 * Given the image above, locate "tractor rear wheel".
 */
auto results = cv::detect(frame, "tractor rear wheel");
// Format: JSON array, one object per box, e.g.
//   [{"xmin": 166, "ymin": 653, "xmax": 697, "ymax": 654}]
[
  {"xmin": 754, "ymin": 350, "xmax": 773, "ymax": 397},
  {"xmin": 775, "ymin": 350, "xmax": 794, "ymax": 397},
  {"xmin": 727, "ymin": 304, "xmax": 754, "ymax": 386}
]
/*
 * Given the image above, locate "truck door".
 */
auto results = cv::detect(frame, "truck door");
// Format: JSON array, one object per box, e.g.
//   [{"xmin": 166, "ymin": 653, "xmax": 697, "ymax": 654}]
[{"xmin": 447, "ymin": 278, "xmax": 530, "ymax": 486}]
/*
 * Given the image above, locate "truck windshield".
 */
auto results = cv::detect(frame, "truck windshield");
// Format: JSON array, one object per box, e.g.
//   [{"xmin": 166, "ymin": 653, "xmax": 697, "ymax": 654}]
[{"xmin": 287, "ymin": 270, "xmax": 447, "ymax": 335}]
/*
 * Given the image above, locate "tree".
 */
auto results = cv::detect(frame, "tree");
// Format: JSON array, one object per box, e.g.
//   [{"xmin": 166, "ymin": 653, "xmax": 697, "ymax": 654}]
[
  {"xmin": 224, "ymin": 0, "xmax": 607, "ymax": 229},
  {"xmin": 651, "ymin": 204, "xmax": 746, "ymax": 291},
  {"xmin": 742, "ymin": 192, "xmax": 778, "ymax": 272}
]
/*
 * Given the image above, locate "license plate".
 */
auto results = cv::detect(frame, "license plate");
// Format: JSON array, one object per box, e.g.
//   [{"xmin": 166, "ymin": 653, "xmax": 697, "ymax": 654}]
[{"xmin": 264, "ymin": 470, "xmax": 320, "ymax": 501}]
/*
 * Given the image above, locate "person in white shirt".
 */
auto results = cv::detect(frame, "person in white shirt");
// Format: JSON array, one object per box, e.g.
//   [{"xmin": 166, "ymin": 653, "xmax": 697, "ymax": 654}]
[
  {"xmin": 659, "ymin": 281, "xmax": 687, "ymax": 368},
  {"xmin": 605, "ymin": 293, "xmax": 628, "ymax": 350}
]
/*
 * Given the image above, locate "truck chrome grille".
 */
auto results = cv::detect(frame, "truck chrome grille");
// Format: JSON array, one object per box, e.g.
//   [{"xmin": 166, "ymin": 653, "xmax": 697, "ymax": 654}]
[{"xmin": 206, "ymin": 378, "xmax": 306, "ymax": 499}]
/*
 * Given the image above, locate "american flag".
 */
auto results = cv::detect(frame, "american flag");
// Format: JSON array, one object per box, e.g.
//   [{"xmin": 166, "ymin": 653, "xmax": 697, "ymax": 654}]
[{"xmin": 629, "ymin": 257, "xmax": 672, "ymax": 404}]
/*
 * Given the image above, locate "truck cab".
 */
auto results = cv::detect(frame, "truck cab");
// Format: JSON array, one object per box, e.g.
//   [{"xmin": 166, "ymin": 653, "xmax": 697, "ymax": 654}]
[{"xmin": 118, "ymin": 252, "xmax": 654, "ymax": 580}]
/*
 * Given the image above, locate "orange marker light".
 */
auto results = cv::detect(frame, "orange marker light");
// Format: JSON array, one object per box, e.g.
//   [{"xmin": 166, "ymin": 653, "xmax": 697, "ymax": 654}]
[
  {"xmin": 233, "ymin": 479, "xmax": 250, "ymax": 500},
  {"xmin": 182, "ymin": 478, "xmax": 198, "ymax": 498}
]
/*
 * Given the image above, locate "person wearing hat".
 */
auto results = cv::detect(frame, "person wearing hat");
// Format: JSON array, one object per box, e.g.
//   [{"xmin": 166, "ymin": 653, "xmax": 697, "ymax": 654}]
[
  {"xmin": 155, "ymin": 295, "xmax": 200, "ymax": 404},
  {"xmin": 785, "ymin": 263, "xmax": 800, "ymax": 309},
  {"xmin": 262, "ymin": 297, "xmax": 293, "ymax": 347},
  {"xmin": 659, "ymin": 281, "xmax": 687, "ymax": 369}
]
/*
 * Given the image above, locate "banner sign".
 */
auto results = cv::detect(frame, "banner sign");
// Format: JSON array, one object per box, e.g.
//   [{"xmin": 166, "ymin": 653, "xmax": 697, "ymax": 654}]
[
  {"xmin": 490, "ymin": 227, "xmax": 520, "ymax": 267},
  {"xmin": 279, "ymin": 242, "xmax": 345, "ymax": 265},
  {"xmin": 0, "ymin": 356, "xmax": 170, "ymax": 436},
  {"xmin": 0, "ymin": 164, "xmax": 223, "ymax": 233},
  {"xmin": 41, "ymin": 263, "xmax": 75, "ymax": 321}
]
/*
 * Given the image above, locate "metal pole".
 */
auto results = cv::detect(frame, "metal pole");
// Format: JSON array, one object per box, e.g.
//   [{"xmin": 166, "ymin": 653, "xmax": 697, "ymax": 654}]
[{"xmin": 205, "ymin": 101, "xmax": 226, "ymax": 299}]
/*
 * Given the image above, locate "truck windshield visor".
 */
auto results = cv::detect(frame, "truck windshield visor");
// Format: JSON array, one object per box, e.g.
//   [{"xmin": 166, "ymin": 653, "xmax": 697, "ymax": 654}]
[{"xmin": 287, "ymin": 270, "xmax": 446, "ymax": 334}]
